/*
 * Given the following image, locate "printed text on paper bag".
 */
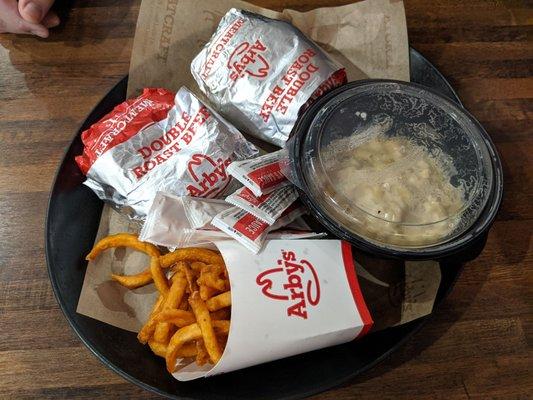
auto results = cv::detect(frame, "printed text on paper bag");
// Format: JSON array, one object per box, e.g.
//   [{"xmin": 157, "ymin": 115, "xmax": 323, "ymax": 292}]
[{"xmin": 256, "ymin": 249, "xmax": 320, "ymax": 319}]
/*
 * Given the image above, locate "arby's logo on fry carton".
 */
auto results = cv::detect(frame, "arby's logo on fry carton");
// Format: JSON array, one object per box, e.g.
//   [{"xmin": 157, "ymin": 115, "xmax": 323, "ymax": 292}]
[
  {"xmin": 227, "ymin": 39, "xmax": 270, "ymax": 81},
  {"xmin": 256, "ymin": 249, "xmax": 321, "ymax": 319},
  {"xmin": 186, "ymin": 153, "xmax": 233, "ymax": 198}
]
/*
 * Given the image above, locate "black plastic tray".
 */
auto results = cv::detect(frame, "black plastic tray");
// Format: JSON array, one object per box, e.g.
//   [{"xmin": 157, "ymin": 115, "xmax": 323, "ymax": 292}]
[{"xmin": 46, "ymin": 48, "xmax": 465, "ymax": 399}]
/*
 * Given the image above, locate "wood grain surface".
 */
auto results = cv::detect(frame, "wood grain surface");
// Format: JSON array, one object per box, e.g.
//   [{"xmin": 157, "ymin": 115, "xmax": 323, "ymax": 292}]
[{"xmin": 0, "ymin": 0, "xmax": 531, "ymax": 398}]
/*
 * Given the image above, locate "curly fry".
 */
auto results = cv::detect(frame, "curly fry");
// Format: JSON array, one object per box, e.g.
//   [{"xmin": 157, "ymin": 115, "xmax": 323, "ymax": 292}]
[
  {"xmin": 166, "ymin": 321, "xmax": 230, "ymax": 373},
  {"xmin": 149, "ymin": 339, "xmax": 197, "ymax": 358},
  {"xmin": 86, "ymin": 233, "xmax": 160, "ymax": 260},
  {"xmin": 166, "ymin": 269, "xmax": 188, "ymax": 309},
  {"xmin": 179, "ymin": 262, "xmax": 198, "ymax": 293},
  {"xmin": 111, "ymin": 270, "xmax": 152, "ymax": 289},
  {"xmin": 206, "ymin": 291, "xmax": 231, "ymax": 312},
  {"xmin": 160, "ymin": 248, "xmax": 224, "ymax": 268},
  {"xmin": 150, "ymin": 256, "xmax": 169, "ymax": 296},
  {"xmin": 115, "ymin": 248, "xmax": 224, "ymax": 289},
  {"xmin": 189, "ymin": 291, "xmax": 221, "ymax": 364},
  {"xmin": 148, "ymin": 339, "xmax": 168, "ymax": 358},
  {"xmin": 210, "ymin": 308, "xmax": 230, "ymax": 321},
  {"xmin": 196, "ymin": 339, "xmax": 210, "ymax": 366},
  {"xmin": 154, "ymin": 309, "xmax": 196, "ymax": 327},
  {"xmin": 199, "ymin": 285, "xmax": 218, "ymax": 301},
  {"xmin": 137, "ymin": 295, "xmax": 165, "ymax": 344}
]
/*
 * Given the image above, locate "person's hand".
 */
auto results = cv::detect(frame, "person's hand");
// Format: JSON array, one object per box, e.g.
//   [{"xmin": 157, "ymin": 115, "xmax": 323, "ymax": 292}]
[{"xmin": 0, "ymin": 0, "xmax": 58, "ymax": 38}]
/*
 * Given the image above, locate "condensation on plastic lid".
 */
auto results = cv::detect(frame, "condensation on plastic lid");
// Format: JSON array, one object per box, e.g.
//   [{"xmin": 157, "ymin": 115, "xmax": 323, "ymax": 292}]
[{"xmin": 300, "ymin": 81, "xmax": 493, "ymax": 248}]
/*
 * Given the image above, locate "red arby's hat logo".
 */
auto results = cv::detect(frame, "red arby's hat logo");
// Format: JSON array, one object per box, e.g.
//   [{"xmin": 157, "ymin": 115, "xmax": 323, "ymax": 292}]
[
  {"xmin": 227, "ymin": 39, "xmax": 270, "ymax": 81},
  {"xmin": 186, "ymin": 153, "xmax": 232, "ymax": 198},
  {"xmin": 256, "ymin": 249, "xmax": 320, "ymax": 319}
]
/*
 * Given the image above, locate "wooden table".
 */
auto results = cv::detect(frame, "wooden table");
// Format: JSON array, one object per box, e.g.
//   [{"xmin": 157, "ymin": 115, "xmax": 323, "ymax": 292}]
[{"xmin": 0, "ymin": 0, "xmax": 531, "ymax": 398}]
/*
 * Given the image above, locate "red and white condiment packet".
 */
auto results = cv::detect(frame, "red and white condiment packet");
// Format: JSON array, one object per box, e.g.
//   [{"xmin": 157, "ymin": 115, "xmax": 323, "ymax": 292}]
[
  {"xmin": 140, "ymin": 192, "xmax": 323, "ymax": 249},
  {"xmin": 211, "ymin": 203, "xmax": 304, "ymax": 253},
  {"xmin": 225, "ymin": 185, "xmax": 298, "ymax": 225},
  {"xmin": 226, "ymin": 150, "xmax": 290, "ymax": 197},
  {"xmin": 139, "ymin": 192, "xmax": 232, "ymax": 248},
  {"xmin": 191, "ymin": 8, "xmax": 347, "ymax": 147},
  {"xmin": 76, "ymin": 86, "xmax": 258, "ymax": 219},
  {"xmin": 173, "ymin": 239, "xmax": 373, "ymax": 381}
]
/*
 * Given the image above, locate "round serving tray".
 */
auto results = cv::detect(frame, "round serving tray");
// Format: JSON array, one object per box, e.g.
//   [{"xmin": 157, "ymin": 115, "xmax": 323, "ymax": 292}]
[{"xmin": 46, "ymin": 48, "xmax": 465, "ymax": 399}]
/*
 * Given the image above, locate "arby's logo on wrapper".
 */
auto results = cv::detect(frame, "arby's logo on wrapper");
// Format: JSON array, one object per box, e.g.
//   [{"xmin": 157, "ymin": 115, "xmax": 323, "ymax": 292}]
[
  {"xmin": 186, "ymin": 154, "xmax": 233, "ymax": 198},
  {"xmin": 256, "ymin": 249, "xmax": 321, "ymax": 319},
  {"xmin": 227, "ymin": 40, "xmax": 270, "ymax": 81},
  {"xmin": 191, "ymin": 8, "xmax": 348, "ymax": 146}
]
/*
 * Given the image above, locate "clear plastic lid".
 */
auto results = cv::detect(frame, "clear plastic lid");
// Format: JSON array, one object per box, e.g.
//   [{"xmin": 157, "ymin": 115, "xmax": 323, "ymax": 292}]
[{"xmin": 300, "ymin": 81, "xmax": 493, "ymax": 249}]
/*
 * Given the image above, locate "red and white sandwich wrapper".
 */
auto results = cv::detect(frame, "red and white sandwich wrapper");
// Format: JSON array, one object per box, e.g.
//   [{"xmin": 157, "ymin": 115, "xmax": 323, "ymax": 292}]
[
  {"xmin": 225, "ymin": 185, "xmax": 298, "ymax": 225},
  {"xmin": 190, "ymin": 8, "xmax": 347, "ymax": 147},
  {"xmin": 75, "ymin": 88, "xmax": 175, "ymax": 175},
  {"xmin": 173, "ymin": 239, "xmax": 373, "ymax": 381},
  {"xmin": 227, "ymin": 150, "xmax": 290, "ymax": 197},
  {"xmin": 211, "ymin": 203, "xmax": 304, "ymax": 253},
  {"xmin": 77, "ymin": 86, "xmax": 258, "ymax": 220}
]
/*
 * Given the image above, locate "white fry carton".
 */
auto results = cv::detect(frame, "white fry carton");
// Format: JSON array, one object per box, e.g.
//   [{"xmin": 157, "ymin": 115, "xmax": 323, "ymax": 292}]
[{"xmin": 173, "ymin": 239, "xmax": 373, "ymax": 380}]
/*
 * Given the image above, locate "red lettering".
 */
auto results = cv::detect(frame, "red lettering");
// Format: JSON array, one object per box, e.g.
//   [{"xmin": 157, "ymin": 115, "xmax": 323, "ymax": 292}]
[
  {"xmin": 289, "ymin": 286, "xmax": 305, "ymax": 300},
  {"xmin": 132, "ymin": 166, "xmax": 146, "ymax": 179},
  {"xmin": 275, "ymin": 94, "xmax": 291, "ymax": 114},
  {"xmin": 181, "ymin": 132, "xmax": 193, "ymax": 145},
  {"xmin": 138, "ymin": 146, "xmax": 151, "ymax": 159},
  {"xmin": 283, "ymin": 273, "xmax": 302, "ymax": 291},
  {"xmin": 300, "ymin": 71, "xmax": 311, "ymax": 81},
  {"xmin": 155, "ymin": 154, "xmax": 166, "ymax": 165},
  {"xmin": 204, "ymin": 170, "xmax": 219, "ymax": 186},
  {"xmin": 285, "ymin": 261, "xmax": 304, "ymax": 275},
  {"xmin": 144, "ymin": 160, "xmax": 156, "ymax": 172},
  {"xmin": 287, "ymin": 300, "xmax": 307, "ymax": 319},
  {"xmin": 151, "ymin": 139, "xmax": 164, "ymax": 152},
  {"xmin": 306, "ymin": 63, "xmax": 319, "ymax": 74},
  {"xmin": 283, "ymin": 250, "xmax": 296, "ymax": 262},
  {"xmin": 187, "ymin": 184, "xmax": 203, "ymax": 197},
  {"xmin": 298, "ymin": 53, "xmax": 310, "ymax": 64},
  {"xmin": 256, "ymin": 250, "xmax": 321, "ymax": 320}
]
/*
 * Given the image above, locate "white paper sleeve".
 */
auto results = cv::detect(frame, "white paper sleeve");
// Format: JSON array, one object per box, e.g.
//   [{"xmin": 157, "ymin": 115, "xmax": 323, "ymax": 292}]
[
  {"xmin": 139, "ymin": 192, "xmax": 232, "ymax": 248},
  {"xmin": 173, "ymin": 239, "xmax": 373, "ymax": 381}
]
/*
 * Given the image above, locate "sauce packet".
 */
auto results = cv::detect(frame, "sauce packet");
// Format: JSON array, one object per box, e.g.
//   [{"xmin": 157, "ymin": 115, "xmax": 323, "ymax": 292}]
[
  {"xmin": 225, "ymin": 185, "xmax": 298, "ymax": 225},
  {"xmin": 226, "ymin": 150, "xmax": 290, "ymax": 197},
  {"xmin": 211, "ymin": 203, "xmax": 304, "ymax": 253}
]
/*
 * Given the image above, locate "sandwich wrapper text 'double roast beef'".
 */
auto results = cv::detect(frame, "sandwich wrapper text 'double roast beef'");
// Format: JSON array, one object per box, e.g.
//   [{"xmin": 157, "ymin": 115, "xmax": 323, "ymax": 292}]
[
  {"xmin": 76, "ymin": 86, "xmax": 258, "ymax": 220},
  {"xmin": 190, "ymin": 8, "xmax": 347, "ymax": 147}
]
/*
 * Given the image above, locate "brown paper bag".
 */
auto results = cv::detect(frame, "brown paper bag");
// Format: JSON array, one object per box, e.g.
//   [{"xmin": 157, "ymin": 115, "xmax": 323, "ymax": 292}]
[{"xmin": 127, "ymin": 0, "xmax": 409, "ymax": 97}]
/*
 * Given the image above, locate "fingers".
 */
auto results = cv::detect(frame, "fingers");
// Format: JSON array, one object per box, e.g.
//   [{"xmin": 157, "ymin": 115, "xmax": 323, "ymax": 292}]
[
  {"xmin": 22, "ymin": 20, "xmax": 49, "ymax": 37},
  {"xmin": 42, "ymin": 10, "xmax": 60, "ymax": 28},
  {"xmin": 18, "ymin": 0, "xmax": 55, "ymax": 24},
  {"xmin": 0, "ymin": 0, "xmax": 49, "ymax": 37}
]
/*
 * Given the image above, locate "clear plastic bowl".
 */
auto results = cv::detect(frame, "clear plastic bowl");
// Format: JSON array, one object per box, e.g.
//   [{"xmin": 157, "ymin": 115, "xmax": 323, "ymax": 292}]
[{"xmin": 290, "ymin": 80, "xmax": 503, "ymax": 259}]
